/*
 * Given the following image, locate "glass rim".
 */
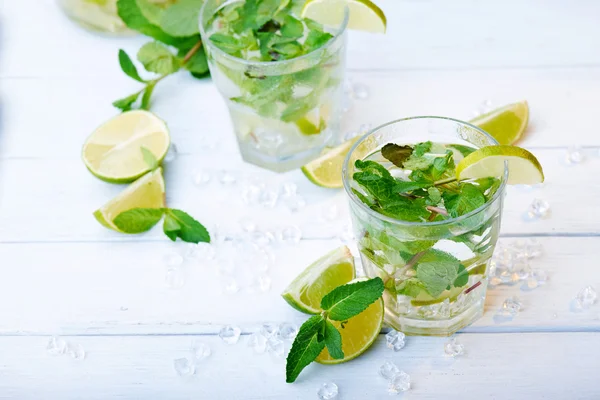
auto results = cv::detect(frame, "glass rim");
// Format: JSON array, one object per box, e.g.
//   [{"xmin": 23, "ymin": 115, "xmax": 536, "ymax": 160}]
[
  {"xmin": 198, "ymin": 2, "xmax": 349, "ymax": 68},
  {"xmin": 342, "ymin": 116, "xmax": 509, "ymax": 227}
]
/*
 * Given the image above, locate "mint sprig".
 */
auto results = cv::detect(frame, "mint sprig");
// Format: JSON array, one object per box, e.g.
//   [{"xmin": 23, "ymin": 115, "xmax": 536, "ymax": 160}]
[
  {"xmin": 285, "ymin": 277, "xmax": 384, "ymax": 383},
  {"xmin": 112, "ymin": 0, "xmax": 208, "ymax": 112},
  {"xmin": 113, "ymin": 207, "xmax": 210, "ymax": 244}
]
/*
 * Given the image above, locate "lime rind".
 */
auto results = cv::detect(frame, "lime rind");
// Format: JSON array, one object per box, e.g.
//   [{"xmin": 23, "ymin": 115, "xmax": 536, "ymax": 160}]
[
  {"xmin": 281, "ymin": 246, "xmax": 356, "ymax": 314},
  {"xmin": 470, "ymin": 101, "xmax": 529, "ymax": 146},
  {"xmin": 456, "ymin": 145, "xmax": 544, "ymax": 185},
  {"xmin": 302, "ymin": 0, "xmax": 387, "ymax": 33},
  {"xmin": 82, "ymin": 110, "xmax": 170, "ymax": 184},
  {"xmin": 301, "ymin": 138, "xmax": 359, "ymax": 188}
]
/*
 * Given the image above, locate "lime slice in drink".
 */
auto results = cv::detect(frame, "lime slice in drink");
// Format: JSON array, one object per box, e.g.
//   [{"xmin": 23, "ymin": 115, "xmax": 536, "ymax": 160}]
[
  {"xmin": 302, "ymin": 0, "xmax": 387, "ymax": 33},
  {"xmin": 93, "ymin": 168, "xmax": 166, "ymax": 232},
  {"xmin": 82, "ymin": 110, "xmax": 170, "ymax": 183},
  {"xmin": 456, "ymin": 145, "xmax": 544, "ymax": 185},
  {"xmin": 316, "ymin": 282, "xmax": 383, "ymax": 364},
  {"xmin": 282, "ymin": 246, "xmax": 356, "ymax": 314},
  {"xmin": 301, "ymin": 138, "xmax": 359, "ymax": 188},
  {"xmin": 470, "ymin": 101, "xmax": 529, "ymax": 145}
]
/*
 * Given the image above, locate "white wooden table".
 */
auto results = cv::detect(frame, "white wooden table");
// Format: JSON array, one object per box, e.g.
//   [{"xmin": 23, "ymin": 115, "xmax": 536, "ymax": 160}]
[{"xmin": 2, "ymin": 0, "xmax": 600, "ymax": 398}]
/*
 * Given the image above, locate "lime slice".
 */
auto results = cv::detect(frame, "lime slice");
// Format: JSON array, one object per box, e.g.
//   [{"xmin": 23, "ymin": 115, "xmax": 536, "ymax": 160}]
[
  {"xmin": 93, "ymin": 168, "xmax": 166, "ymax": 232},
  {"xmin": 470, "ymin": 101, "xmax": 529, "ymax": 145},
  {"xmin": 316, "ymin": 284, "xmax": 383, "ymax": 364},
  {"xmin": 282, "ymin": 246, "xmax": 356, "ymax": 314},
  {"xmin": 301, "ymin": 138, "xmax": 359, "ymax": 188},
  {"xmin": 456, "ymin": 145, "xmax": 544, "ymax": 185},
  {"xmin": 82, "ymin": 110, "xmax": 170, "ymax": 183},
  {"xmin": 302, "ymin": 0, "xmax": 386, "ymax": 33}
]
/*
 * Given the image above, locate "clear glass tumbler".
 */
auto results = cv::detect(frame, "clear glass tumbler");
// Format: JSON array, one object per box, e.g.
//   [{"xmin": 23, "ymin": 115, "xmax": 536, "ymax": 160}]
[
  {"xmin": 342, "ymin": 117, "xmax": 508, "ymax": 336},
  {"xmin": 199, "ymin": 0, "xmax": 348, "ymax": 172},
  {"xmin": 57, "ymin": 0, "xmax": 135, "ymax": 35}
]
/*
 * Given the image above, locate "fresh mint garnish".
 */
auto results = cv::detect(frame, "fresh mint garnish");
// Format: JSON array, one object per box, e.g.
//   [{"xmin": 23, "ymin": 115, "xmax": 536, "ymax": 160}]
[
  {"xmin": 381, "ymin": 143, "xmax": 413, "ymax": 167},
  {"xmin": 321, "ymin": 278, "xmax": 385, "ymax": 321},
  {"xmin": 286, "ymin": 277, "xmax": 384, "ymax": 383},
  {"xmin": 113, "ymin": 0, "xmax": 207, "ymax": 111},
  {"xmin": 113, "ymin": 207, "xmax": 210, "ymax": 244},
  {"xmin": 114, "ymin": 208, "xmax": 164, "ymax": 234}
]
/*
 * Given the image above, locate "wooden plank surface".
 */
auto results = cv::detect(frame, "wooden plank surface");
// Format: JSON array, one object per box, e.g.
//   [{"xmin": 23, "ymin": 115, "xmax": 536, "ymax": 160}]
[{"xmin": 2, "ymin": 0, "xmax": 600, "ymax": 397}]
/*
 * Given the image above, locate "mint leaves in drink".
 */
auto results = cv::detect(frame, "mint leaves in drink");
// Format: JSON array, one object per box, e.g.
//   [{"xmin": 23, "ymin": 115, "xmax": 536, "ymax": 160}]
[
  {"xmin": 286, "ymin": 277, "xmax": 384, "ymax": 383},
  {"xmin": 114, "ymin": 207, "xmax": 210, "ymax": 244}
]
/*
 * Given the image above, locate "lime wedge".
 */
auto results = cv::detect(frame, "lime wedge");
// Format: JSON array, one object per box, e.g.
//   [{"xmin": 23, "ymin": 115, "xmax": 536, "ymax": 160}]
[
  {"xmin": 302, "ymin": 0, "xmax": 386, "ymax": 33},
  {"xmin": 456, "ymin": 145, "xmax": 544, "ymax": 185},
  {"xmin": 282, "ymin": 246, "xmax": 356, "ymax": 314},
  {"xmin": 316, "ymin": 282, "xmax": 383, "ymax": 364},
  {"xmin": 470, "ymin": 101, "xmax": 529, "ymax": 145},
  {"xmin": 301, "ymin": 138, "xmax": 359, "ymax": 188},
  {"xmin": 82, "ymin": 110, "xmax": 170, "ymax": 183},
  {"xmin": 93, "ymin": 168, "xmax": 166, "ymax": 232}
]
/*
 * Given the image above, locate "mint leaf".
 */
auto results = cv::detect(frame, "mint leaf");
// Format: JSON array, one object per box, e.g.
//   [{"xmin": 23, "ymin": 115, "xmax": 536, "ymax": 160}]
[
  {"xmin": 118, "ymin": 50, "xmax": 145, "ymax": 82},
  {"xmin": 403, "ymin": 154, "xmax": 433, "ymax": 171},
  {"xmin": 286, "ymin": 315, "xmax": 326, "ymax": 383},
  {"xmin": 378, "ymin": 197, "xmax": 429, "ymax": 222},
  {"xmin": 160, "ymin": 0, "xmax": 203, "ymax": 37},
  {"xmin": 381, "ymin": 143, "xmax": 413, "ymax": 168},
  {"xmin": 413, "ymin": 141, "xmax": 432, "ymax": 157},
  {"xmin": 454, "ymin": 264, "xmax": 469, "ymax": 287},
  {"xmin": 117, "ymin": 0, "xmax": 194, "ymax": 49},
  {"xmin": 303, "ymin": 30, "xmax": 333, "ymax": 52},
  {"xmin": 396, "ymin": 278, "xmax": 425, "ymax": 298},
  {"xmin": 163, "ymin": 213, "xmax": 182, "ymax": 241},
  {"xmin": 271, "ymin": 41, "xmax": 303, "ymax": 59},
  {"xmin": 140, "ymin": 146, "xmax": 159, "ymax": 170},
  {"xmin": 323, "ymin": 320, "xmax": 344, "ymax": 360},
  {"xmin": 136, "ymin": 0, "xmax": 166, "ymax": 26},
  {"xmin": 443, "ymin": 183, "xmax": 486, "ymax": 218},
  {"xmin": 426, "ymin": 187, "xmax": 442, "ymax": 205},
  {"xmin": 163, "ymin": 209, "xmax": 210, "ymax": 243},
  {"xmin": 113, "ymin": 208, "xmax": 164, "ymax": 233},
  {"xmin": 416, "ymin": 260, "xmax": 459, "ymax": 297},
  {"xmin": 448, "ymin": 144, "xmax": 475, "ymax": 157},
  {"xmin": 210, "ymin": 33, "xmax": 246, "ymax": 55},
  {"xmin": 180, "ymin": 46, "xmax": 209, "ymax": 75},
  {"xmin": 137, "ymin": 42, "xmax": 180, "ymax": 75},
  {"xmin": 112, "ymin": 92, "xmax": 141, "ymax": 111},
  {"xmin": 280, "ymin": 15, "xmax": 303, "ymax": 38},
  {"xmin": 321, "ymin": 278, "xmax": 384, "ymax": 321}
]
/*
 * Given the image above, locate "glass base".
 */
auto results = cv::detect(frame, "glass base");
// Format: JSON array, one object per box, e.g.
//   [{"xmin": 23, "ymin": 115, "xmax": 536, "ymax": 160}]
[
  {"xmin": 386, "ymin": 299, "xmax": 484, "ymax": 337},
  {"xmin": 239, "ymin": 143, "xmax": 327, "ymax": 173}
]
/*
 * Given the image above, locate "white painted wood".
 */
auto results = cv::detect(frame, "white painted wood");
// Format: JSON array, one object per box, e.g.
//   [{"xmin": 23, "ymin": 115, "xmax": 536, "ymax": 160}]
[
  {"xmin": 2, "ymin": 68, "xmax": 600, "ymax": 160},
  {"xmin": 0, "ymin": 237, "xmax": 597, "ymax": 335},
  {"xmin": 2, "ymin": 0, "xmax": 600, "ymax": 396},
  {"xmin": 0, "ymin": 148, "xmax": 598, "ymax": 242},
  {"xmin": 1, "ymin": 332, "xmax": 599, "ymax": 399},
  {"xmin": 3, "ymin": 0, "xmax": 600, "ymax": 79}
]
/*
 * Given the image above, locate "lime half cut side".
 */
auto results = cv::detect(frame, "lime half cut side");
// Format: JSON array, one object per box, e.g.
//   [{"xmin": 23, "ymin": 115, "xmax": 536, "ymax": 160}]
[
  {"xmin": 470, "ymin": 101, "xmax": 529, "ymax": 145},
  {"xmin": 82, "ymin": 110, "xmax": 170, "ymax": 183},
  {"xmin": 282, "ymin": 246, "xmax": 356, "ymax": 314},
  {"xmin": 93, "ymin": 168, "xmax": 166, "ymax": 232},
  {"xmin": 316, "ymin": 285, "xmax": 383, "ymax": 364},
  {"xmin": 456, "ymin": 145, "xmax": 544, "ymax": 185},
  {"xmin": 302, "ymin": 0, "xmax": 387, "ymax": 33}
]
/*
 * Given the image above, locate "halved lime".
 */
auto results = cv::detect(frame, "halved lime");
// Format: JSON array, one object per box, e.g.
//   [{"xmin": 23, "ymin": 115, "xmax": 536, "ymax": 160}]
[
  {"xmin": 301, "ymin": 138, "xmax": 359, "ymax": 188},
  {"xmin": 302, "ymin": 0, "xmax": 386, "ymax": 33},
  {"xmin": 470, "ymin": 101, "xmax": 529, "ymax": 145},
  {"xmin": 316, "ymin": 284, "xmax": 383, "ymax": 364},
  {"xmin": 282, "ymin": 246, "xmax": 355, "ymax": 314},
  {"xmin": 456, "ymin": 145, "xmax": 544, "ymax": 185},
  {"xmin": 82, "ymin": 110, "xmax": 170, "ymax": 183},
  {"xmin": 94, "ymin": 168, "xmax": 166, "ymax": 232}
]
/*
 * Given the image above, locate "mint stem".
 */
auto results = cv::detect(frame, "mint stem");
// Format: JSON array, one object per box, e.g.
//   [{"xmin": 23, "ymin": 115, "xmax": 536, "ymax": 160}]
[
  {"xmin": 397, "ymin": 251, "xmax": 427, "ymax": 275},
  {"xmin": 433, "ymin": 177, "xmax": 457, "ymax": 186},
  {"xmin": 426, "ymin": 205, "xmax": 448, "ymax": 217},
  {"xmin": 182, "ymin": 40, "xmax": 203, "ymax": 64}
]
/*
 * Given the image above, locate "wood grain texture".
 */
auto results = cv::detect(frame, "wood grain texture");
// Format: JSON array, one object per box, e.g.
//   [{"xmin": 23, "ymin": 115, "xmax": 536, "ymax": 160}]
[
  {"xmin": 1, "ymin": 333, "xmax": 599, "ymax": 399},
  {"xmin": 0, "ymin": 237, "xmax": 598, "ymax": 335},
  {"xmin": 2, "ymin": 0, "xmax": 600, "ymax": 397}
]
